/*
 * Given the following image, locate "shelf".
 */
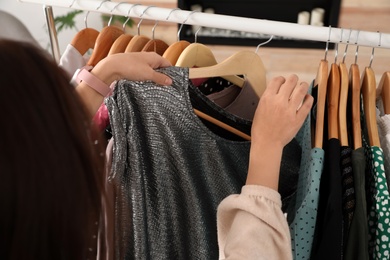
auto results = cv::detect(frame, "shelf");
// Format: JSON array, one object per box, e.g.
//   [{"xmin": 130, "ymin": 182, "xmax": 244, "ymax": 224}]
[{"xmin": 178, "ymin": 0, "xmax": 341, "ymax": 48}]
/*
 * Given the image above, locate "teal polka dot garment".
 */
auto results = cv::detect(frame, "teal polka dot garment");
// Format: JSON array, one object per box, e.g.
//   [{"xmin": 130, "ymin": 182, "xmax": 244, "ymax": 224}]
[
  {"xmin": 367, "ymin": 146, "xmax": 390, "ymax": 259},
  {"xmin": 287, "ymin": 83, "xmax": 325, "ymax": 259}
]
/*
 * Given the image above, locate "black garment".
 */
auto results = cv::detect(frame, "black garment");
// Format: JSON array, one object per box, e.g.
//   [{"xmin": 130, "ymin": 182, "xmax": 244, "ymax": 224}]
[
  {"xmin": 106, "ymin": 66, "xmax": 301, "ymax": 259},
  {"xmin": 344, "ymin": 147, "xmax": 369, "ymax": 260},
  {"xmin": 311, "ymin": 138, "xmax": 343, "ymax": 260},
  {"xmin": 340, "ymin": 145, "xmax": 355, "ymax": 252}
]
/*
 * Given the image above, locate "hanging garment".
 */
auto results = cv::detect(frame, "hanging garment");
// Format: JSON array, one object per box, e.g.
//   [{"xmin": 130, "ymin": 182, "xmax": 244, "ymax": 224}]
[
  {"xmin": 207, "ymin": 80, "xmax": 259, "ymax": 121},
  {"xmin": 360, "ymin": 106, "xmax": 390, "ymax": 259},
  {"xmin": 287, "ymin": 82, "xmax": 325, "ymax": 260},
  {"xmin": 344, "ymin": 147, "xmax": 369, "ymax": 260},
  {"xmin": 105, "ymin": 66, "xmax": 301, "ymax": 259},
  {"xmin": 366, "ymin": 146, "xmax": 390, "ymax": 259},
  {"xmin": 58, "ymin": 44, "xmax": 89, "ymax": 79},
  {"xmin": 340, "ymin": 146, "xmax": 355, "ymax": 252},
  {"xmin": 376, "ymin": 99, "xmax": 390, "ymax": 188},
  {"xmin": 311, "ymin": 138, "xmax": 343, "ymax": 260}
]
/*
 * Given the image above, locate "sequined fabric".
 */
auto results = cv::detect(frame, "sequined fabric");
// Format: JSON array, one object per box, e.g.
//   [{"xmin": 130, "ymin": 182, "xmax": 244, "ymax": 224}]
[{"xmin": 106, "ymin": 66, "xmax": 301, "ymax": 259}]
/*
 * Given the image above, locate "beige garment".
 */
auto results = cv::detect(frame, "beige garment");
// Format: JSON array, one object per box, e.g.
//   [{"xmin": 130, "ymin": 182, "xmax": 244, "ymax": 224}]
[{"xmin": 217, "ymin": 185, "xmax": 292, "ymax": 260}]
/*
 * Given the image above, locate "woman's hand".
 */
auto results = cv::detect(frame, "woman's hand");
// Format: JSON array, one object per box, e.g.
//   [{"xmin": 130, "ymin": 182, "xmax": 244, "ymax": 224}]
[
  {"xmin": 92, "ymin": 52, "xmax": 173, "ymax": 86},
  {"xmin": 252, "ymin": 74, "xmax": 313, "ymax": 148},
  {"xmin": 246, "ymin": 75, "xmax": 313, "ymax": 190},
  {"xmin": 76, "ymin": 52, "xmax": 173, "ymax": 117}
]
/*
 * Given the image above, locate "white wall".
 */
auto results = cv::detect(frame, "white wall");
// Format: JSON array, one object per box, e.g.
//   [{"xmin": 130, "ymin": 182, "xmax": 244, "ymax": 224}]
[{"xmin": 0, "ymin": 0, "xmax": 103, "ymax": 55}]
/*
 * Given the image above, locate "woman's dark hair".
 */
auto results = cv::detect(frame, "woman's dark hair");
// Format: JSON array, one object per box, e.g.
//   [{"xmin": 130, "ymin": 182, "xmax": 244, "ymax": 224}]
[{"xmin": 0, "ymin": 39, "xmax": 105, "ymax": 259}]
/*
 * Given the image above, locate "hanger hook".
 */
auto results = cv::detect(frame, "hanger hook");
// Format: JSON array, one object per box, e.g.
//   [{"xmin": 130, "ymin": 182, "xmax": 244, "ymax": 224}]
[
  {"xmin": 255, "ymin": 35, "xmax": 274, "ymax": 53},
  {"xmin": 108, "ymin": 2, "xmax": 127, "ymax": 26},
  {"xmin": 334, "ymin": 28, "xmax": 343, "ymax": 63},
  {"xmin": 369, "ymin": 31, "xmax": 381, "ymax": 68},
  {"xmin": 166, "ymin": 7, "xmax": 181, "ymax": 21},
  {"xmin": 69, "ymin": 0, "xmax": 76, "ymax": 8},
  {"xmin": 177, "ymin": 10, "xmax": 198, "ymax": 42},
  {"xmin": 151, "ymin": 20, "xmax": 159, "ymax": 40},
  {"xmin": 354, "ymin": 30, "xmax": 360, "ymax": 64},
  {"xmin": 122, "ymin": 4, "xmax": 140, "ymax": 32},
  {"xmin": 165, "ymin": 8, "xmax": 181, "ymax": 41},
  {"xmin": 96, "ymin": 0, "xmax": 110, "ymax": 11},
  {"xmin": 342, "ymin": 28, "xmax": 353, "ymax": 63},
  {"xmin": 194, "ymin": 26, "xmax": 202, "ymax": 43},
  {"xmin": 324, "ymin": 25, "xmax": 332, "ymax": 61},
  {"xmin": 84, "ymin": 11, "xmax": 90, "ymax": 28},
  {"xmin": 137, "ymin": 6, "xmax": 155, "ymax": 35}
]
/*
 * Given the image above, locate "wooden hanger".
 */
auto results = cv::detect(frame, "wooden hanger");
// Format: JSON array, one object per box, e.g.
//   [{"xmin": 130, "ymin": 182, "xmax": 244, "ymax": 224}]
[
  {"xmin": 163, "ymin": 40, "xmax": 190, "ymax": 65},
  {"xmin": 86, "ymin": 1, "xmax": 124, "ymax": 66},
  {"xmin": 69, "ymin": 10, "xmax": 99, "ymax": 56},
  {"xmin": 142, "ymin": 39, "xmax": 169, "ymax": 55},
  {"xmin": 188, "ymin": 50, "xmax": 266, "ymax": 140},
  {"xmin": 70, "ymin": 28, "xmax": 99, "ymax": 56},
  {"xmin": 361, "ymin": 66, "xmax": 380, "ymax": 147},
  {"xmin": 125, "ymin": 35, "xmax": 150, "ymax": 52},
  {"xmin": 188, "ymin": 50, "xmax": 266, "ymax": 98},
  {"xmin": 313, "ymin": 59, "xmax": 329, "ymax": 149},
  {"xmin": 176, "ymin": 43, "xmax": 245, "ymax": 87},
  {"xmin": 378, "ymin": 71, "xmax": 390, "ymax": 114},
  {"xmin": 313, "ymin": 27, "xmax": 333, "ymax": 149},
  {"xmin": 338, "ymin": 30, "xmax": 352, "ymax": 147},
  {"xmin": 108, "ymin": 34, "xmax": 133, "ymax": 55},
  {"xmin": 140, "ymin": 20, "xmax": 169, "ymax": 55},
  {"xmin": 125, "ymin": 6, "xmax": 153, "ymax": 53},
  {"xmin": 86, "ymin": 25, "xmax": 123, "ymax": 66},
  {"xmin": 327, "ymin": 62, "xmax": 340, "ymax": 140},
  {"xmin": 194, "ymin": 110, "xmax": 251, "ymax": 140},
  {"xmin": 108, "ymin": 11, "xmax": 135, "ymax": 55},
  {"xmin": 349, "ymin": 63, "xmax": 362, "ymax": 149},
  {"xmin": 338, "ymin": 62, "xmax": 349, "ymax": 146}
]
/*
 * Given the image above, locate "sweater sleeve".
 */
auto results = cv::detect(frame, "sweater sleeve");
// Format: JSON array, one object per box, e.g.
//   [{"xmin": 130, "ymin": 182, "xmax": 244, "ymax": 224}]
[{"xmin": 217, "ymin": 185, "xmax": 292, "ymax": 260}]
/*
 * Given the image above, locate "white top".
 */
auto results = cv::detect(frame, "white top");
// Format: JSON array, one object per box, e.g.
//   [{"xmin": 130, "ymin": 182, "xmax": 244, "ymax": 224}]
[{"xmin": 58, "ymin": 44, "xmax": 89, "ymax": 79}]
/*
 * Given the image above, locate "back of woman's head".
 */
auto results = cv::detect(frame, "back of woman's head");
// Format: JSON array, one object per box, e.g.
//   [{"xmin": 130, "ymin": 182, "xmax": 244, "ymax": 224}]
[{"xmin": 0, "ymin": 39, "xmax": 104, "ymax": 259}]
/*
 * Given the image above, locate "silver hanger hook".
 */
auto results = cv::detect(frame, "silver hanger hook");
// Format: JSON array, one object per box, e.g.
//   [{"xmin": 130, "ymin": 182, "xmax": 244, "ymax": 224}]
[
  {"xmin": 69, "ymin": 0, "xmax": 76, "ymax": 8},
  {"xmin": 108, "ymin": 2, "xmax": 127, "ymax": 26},
  {"xmin": 334, "ymin": 28, "xmax": 343, "ymax": 63},
  {"xmin": 194, "ymin": 26, "xmax": 202, "ymax": 43},
  {"xmin": 177, "ymin": 10, "xmax": 199, "ymax": 42},
  {"xmin": 255, "ymin": 35, "xmax": 274, "ymax": 53},
  {"xmin": 354, "ymin": 30, "xmax": 360, "ymax": 64},
  {"xmin": 342, "ymin": 28, "xmax": 353, "ymax": 63},
  {"xmin": 122, "ymin": 4, "xmax": 140, "ymax": 32},
  {"xmin": 369, "ymin": 31, "xmax": 381, "ymax": 68},
  {"xmin": 84, "ymin": 11, "xmax": 90, "ymax": 28},
  {"xmin": 96, "ymin": 0, "xmax": 110, "ymax": 10},
  {"xmin": 137, "ymin": 6, "xmax": 155, "ymax": 35},
  {"xmin": 151, "ymin": 20, "xmax": 159, "ymax": 40},
  {"xmin": 324, "ymin": 25, "xmax": 332, "ymax": 61},
  {"xmin": 166, "ymin": 8, "xmax": 181, "ymax": 21},
  {"xmin": 84, "ymin": 0, "xmax": 109, "ymax": 29},
  {"xmin": 165, "ymin": 8, "xmax": 182, "ymax": 41}
]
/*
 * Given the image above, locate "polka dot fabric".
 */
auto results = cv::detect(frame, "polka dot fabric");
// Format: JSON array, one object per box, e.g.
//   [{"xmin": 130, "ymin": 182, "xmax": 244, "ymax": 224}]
[
  {"xmin": 287, "ymin": 82, "xmax": 325, "ymax": 260},
  {"xmin": 367, "ymin": 146, "xmax": 390, "ymax": 260}
]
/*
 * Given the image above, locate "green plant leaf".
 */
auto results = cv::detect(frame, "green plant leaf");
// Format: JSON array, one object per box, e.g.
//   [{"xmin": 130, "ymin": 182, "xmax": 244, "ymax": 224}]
[{"xmin": 54, "ymin": 10, "xmax": 83, "ymax": 33}]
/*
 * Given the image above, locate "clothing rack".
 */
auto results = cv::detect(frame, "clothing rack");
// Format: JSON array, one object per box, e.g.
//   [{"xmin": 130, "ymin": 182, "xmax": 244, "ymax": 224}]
[{"xmin": 20, "ymin": 0, "xmax": 390, "ymax": 61}]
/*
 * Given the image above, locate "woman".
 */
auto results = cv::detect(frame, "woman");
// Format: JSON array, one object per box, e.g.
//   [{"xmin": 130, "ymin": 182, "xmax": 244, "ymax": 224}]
[{"xmin": 0, "ymin": 39, "xmax": 312, "ymax": 259}]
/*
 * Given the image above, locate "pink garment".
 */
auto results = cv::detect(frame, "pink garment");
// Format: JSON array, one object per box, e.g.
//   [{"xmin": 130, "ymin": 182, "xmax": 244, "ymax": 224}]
[
  {"xmin": 217, "ymin": 185, "xmax": 292, "ymax": 260},
  {"xmin": 92, "ymin": 81, "xmax": 116, "ymax": 132},
  {"xmin": 93, "ymin": 103, "xmax": 110, "ymax": 132}
]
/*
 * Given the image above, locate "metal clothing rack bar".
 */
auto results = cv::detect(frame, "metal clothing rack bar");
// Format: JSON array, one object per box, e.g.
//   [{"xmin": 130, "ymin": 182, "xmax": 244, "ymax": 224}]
[
  {"xmin": 43, "ymin": 5, "xmax": 61, "ymax": 62},
  {"xmin": 20, "ymin": 0, "xmax": 390, "ymax": 61}
]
